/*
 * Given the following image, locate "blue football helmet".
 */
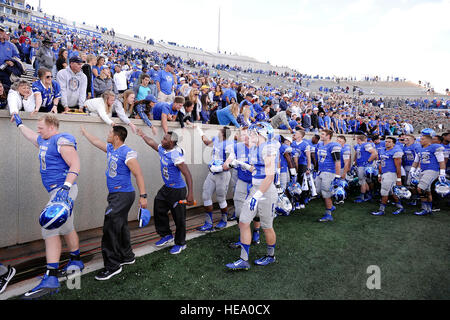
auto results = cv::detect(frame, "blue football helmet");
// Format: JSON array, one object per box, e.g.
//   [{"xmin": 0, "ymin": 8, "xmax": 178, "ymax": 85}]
[
  {"xmin": 392, "ymin": 186, "xmax": 412, "ymax": 200},
  {"xmin": 39, "ymin": 200, "xmax": 73, "ymax": 230},
  {"xmin": 365, "ymin": 166, "xmax": 377, "ymax": 181},
  {"xmin": 421, "ymin": 128, "xmax": 436, "ymax": 137},
  {"xmin": 275, "ymin": 194, "xmax": 293, "ymax": 216},
  {"xmin": 331, "ymin": 185, "xmax": 346, "ymax": 202},
  {"xmin": 138, "ymin": 207, "xmax": 151, "ymax": 228},
  {"xmin": 249, "ymin": 122, "xmax": 275, "ymax": 141},
  {"xmin": 435, "ymin": 181, "xmax": 450, "ymax": 198},
  {"xmin": 287, "ymin": 182, "xmax": 302, "ymax": 197}
]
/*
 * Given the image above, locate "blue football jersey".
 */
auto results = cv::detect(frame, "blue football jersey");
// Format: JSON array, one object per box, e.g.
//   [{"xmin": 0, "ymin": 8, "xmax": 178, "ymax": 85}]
[
  {"xmin": 211, "ymin": 136, "xmax": 233, "ymax": 164},
  {"xmin": 291, "ymin": 140, "xmax": 310, "ymax": 166},
  {"xmin": 374, "ymin": 141, "xmax": 386, "ymax": 157},
  {"xmin": 317, "ymin": 142, "xmax": 341, "ymax": 174},
  {"xmin": 37, "ymin": 133, "xmax": 77, "ymax": 192},
  {"xmin": 234, "ymin": 142, "xmax": 252, "ymax": 184},
  {"xmin": 402, "ymin": 143, "xmax": 421, "ymax": 168},
  {"xmin": 380, "ymin": 146, "xmax": 403, "ymax": 174},
  {"xmin": 158, "ymin": 145, "xmax": 186, "ymax": 189},
  {"xmin": 250, "ymin": 140, "xmax": 280, "ymax": 182},
  {"xmin": 415, "ymin": 144, "xmax": 444, "ymax": 172},
  {"xmin": 355, "ymin": 142, "xmax": 376, "ymax": 167},
  {"xmin": 32, "ymin": 80, "xmax": 61, "ymax": 111},
  {"xmin": 279, "ymin": 143, "xmax": 293, "ymax": 173},
  {"xmin": 105, "ymin": 144, "xmax": 137, "ymax": 193}
]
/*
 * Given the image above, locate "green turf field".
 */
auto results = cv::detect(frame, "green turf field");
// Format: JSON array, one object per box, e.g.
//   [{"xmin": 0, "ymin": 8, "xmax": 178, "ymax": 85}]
[{"xmin": 43, "ymin": 200, "xmax": 449, "ymax": 300}]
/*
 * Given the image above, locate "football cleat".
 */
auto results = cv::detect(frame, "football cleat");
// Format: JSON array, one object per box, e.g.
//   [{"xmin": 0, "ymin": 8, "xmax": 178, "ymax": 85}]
[
  {"xmin": 226, "ymin": 259, "xmax": 251, "ymax": 271},
  {"xmin": 22, "ymin": 272, "xmax": 60, "ymax": 300},
  {"xmin": 414, "ymin": 210, "xmax": 430, "ymax": 216},
  {"xmin": 215, "ymin": 220, "xmax": 227, "ymax": 230},
  {"xmin": 392, "ymin": 208, "xmax": 404, "ymax": 215},
  {"xmin": 371, "ymin": 211, "xmax": 385, "ymax": 216},
  {"xmin": 227, "ymin": 213, "xmax": 238, "ymax": 221},
  {"xmin": 155, "ymin": 235, "xmax": 174, "ymax": 247},
  {"xmin": 170, "ymin": 245, "xmax": 187, "ymax": 255},
  {"xmin": 196, "ymin": 222, "xmax": 214, "ymax": 232},
  {"xmin": 318, "ymin": 214, "xmax": 334, "ymax": 222},
  {"xmin": 254, "ymin": 256, "xmax": 276, "ymax": 266},
  {"xmin": 354, "ymin": 196, "xmax": 365, "ymax": 203}
]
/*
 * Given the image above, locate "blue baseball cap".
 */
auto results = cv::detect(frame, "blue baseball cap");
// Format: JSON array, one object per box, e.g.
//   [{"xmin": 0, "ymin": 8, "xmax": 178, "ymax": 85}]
[
  {"xmin": 145, "ymin": 94, "xmax": 158, "ymax": 103},
  {"xmin": 138, "ymin": 207, "xmax": 151, "ymax": 228}
]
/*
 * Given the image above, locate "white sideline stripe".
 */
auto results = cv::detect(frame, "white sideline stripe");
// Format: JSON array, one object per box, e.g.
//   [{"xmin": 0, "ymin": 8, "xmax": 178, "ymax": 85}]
[{"xmin": 0, "ymin": 221, "xmax": 237, "ymax": 300}]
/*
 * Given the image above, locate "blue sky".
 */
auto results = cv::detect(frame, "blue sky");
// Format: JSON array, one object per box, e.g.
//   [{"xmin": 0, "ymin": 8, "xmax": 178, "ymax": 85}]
[{"xmin": 28, "ymin": 0, "xmax": 449, "ymax": 92}]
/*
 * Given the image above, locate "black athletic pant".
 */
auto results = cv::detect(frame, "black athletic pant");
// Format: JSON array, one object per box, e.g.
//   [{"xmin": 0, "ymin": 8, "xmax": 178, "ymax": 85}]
[
  {"xmin": 102, "ymin": 191, "xmax": 136, "ymax": 271},
  {"xmin": 154, "ymin": 185, "xmax": 187, "ymax": 246}
]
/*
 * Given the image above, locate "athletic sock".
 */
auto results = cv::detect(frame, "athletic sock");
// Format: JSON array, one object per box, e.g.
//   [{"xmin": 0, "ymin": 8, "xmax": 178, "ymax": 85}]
[
  {"xmin": 205, "ymin": 212, "xmax": 213, "ymax": 225},
  {"xmin": 70, "ymin": 249, "xmax": 81, "ymax": 261},
  {"xmin": 379, "ymin": 204, "xmax": 386, "ymax": 212},
  {"xmin": 221, "ymin": 213, "xmax": 228, "ymax": 222},
  {"xmin": 267, "ymin": 244, "xmax": 276, "ymax": 257},
  {"xmin": 240, "ymin": 243, "xmax": 250, "ymax": 261}
]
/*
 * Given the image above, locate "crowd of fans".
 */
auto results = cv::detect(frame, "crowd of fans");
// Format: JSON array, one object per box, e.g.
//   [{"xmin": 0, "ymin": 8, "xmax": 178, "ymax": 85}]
[{"xmin": 0, "ymin": 16, "xmax": 449, "ymax": 137}]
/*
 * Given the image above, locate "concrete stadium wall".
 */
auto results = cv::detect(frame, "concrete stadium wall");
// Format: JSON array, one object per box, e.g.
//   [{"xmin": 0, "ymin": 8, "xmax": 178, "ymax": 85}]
[{"xmin": 0, "ymin": 110, "xmax": 360, "ymax": 248}]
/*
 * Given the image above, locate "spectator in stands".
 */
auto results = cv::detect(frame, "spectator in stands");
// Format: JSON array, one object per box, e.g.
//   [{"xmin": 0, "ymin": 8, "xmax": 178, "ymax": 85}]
[
  {"xmin": 7, "ymin": 79, "xmax": 35, "ymax": 114},
  {"xmin": 0, "ymin": 24, "xmax": 20, "ymax": 90},
  {"xmin": 152, "ymin": 96, "xmax": 185, "ymax": 134},
  {"xmin": 92, "ymin": 56, "xmax": 105, "ymax": 78},
  {"xmin": 310, "ymin": 107, "xmax": 320, "ymax": 133},
  {"xmin": 83, "ymin": 90, "xmax": 114, "ymax": 124},
  {"xmin": 56, "ymin": 56, "xmax": 87, "ymax": 113},
  {"xmin": 0, "ymin": 81, "xmax": 7, "ymax": 109},
  {"xmin": 94, "ymin": 67, "xmax": 117, "ymax": 97},
  {"xmin": 156, "ymin": 61, "xmax": 176, "ymax": 103},
  {"xmin": 31, "ymin": 67, "xmax": 61, "ymax": 114},
  {"xmin": 20, "ymin": 38, "xmax": 31, "ymax": 64},
  {"xmin": 214, "ymin": 101, "xmax": 240, "ymax": 127},
  {"xmin": 113, "ymin": 64, "xmax": 133, "ymax": 94},
  {"xmin": 135, "ymin": 74, "xmax": 151, "ymax": 101},
  {"xmin": 199, "ymin": 90, "xmax": 210, "ymax": 124},
  {"xmin": 35, "ymin": 37, "xmax": 55, "ymax": 71},
  {"xmin": 187, "ymin": 88, "xmax": 201, "ymax": 122},
  {"xmin": 279, "ymin": 94, "xmax": 289, "ymax": 111},
  {"xmin": 82, "ymin": 54, "xmax": 96, "ymax": 99},
  {"xmin": 55, "ymin": 48, "xmax": 68, "ymax": 72},
  {"xmin": 176, "ymin": 100, "xmax": 194, "ymax": 128}
]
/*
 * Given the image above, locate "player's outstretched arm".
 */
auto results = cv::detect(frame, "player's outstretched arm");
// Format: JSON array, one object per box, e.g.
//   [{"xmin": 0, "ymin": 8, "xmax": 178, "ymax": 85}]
[
  {"xmin": 195, "ymin": 126, "xmax": 213, "ymax": 146},
  {"xmin": 80, "ymin": 126, "xmax": 107, "ymax": 153},
  {"xmin": 137, "ymin": 128, "xmax": 159, "ymax": 151},
  {"xmin": 177, "ymin": 162, "xmax": 194, "ymax": 206},
  {"xmin": 11, "ymin": 113, "xmax": 38, "ymax": 147}
]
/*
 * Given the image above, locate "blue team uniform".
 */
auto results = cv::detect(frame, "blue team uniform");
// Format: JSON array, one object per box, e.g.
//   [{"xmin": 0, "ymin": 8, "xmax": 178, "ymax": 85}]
[
  {"xmin": 105, "ymin": 144, "xmax": 137, "ymax": 193},
  {"xmin": 37, "ymin": 133, "xmax": 77, "ymax": 192},
  {"xmin": 279, "ymin": 144, "xmax": 291, "ymax": 174},
  {"xmin": 402, "ymin": 143, "xmax": 421, "ymax": 169},
  {"xmin": 317, "ymin": 142, "xmax": 342, "ymax": 174},
  {"xmin": 152, "ymin": 102, "xmax": 178, "ymax": 121},
  {"xmin": 234, "ymin": 142, "xmax": 252, "ymax": 184},
  {"xmin": 32, "ymin": 80, "xmax": 61, "ymax": 112},
  {"xmin": 416, "ymin": 144, "xmax": 444, "ymax": 172},
  {"xmin": 158, "ymin": 145, "xmax": 186, "ymax": 189},
  {"xmin": 291, "ymin": 140, "xmax": 310, "ymax": 166},
  {"xmin": 379, "ymin": 146, "xmax": 403, "ymax": 174},
  {"xmin": 355, "ymin": 142, "xmax": 376, "ymax": 167},
  {"xmin": 250, "ymin": 140, "xmax": 280, "ymax": 182}
]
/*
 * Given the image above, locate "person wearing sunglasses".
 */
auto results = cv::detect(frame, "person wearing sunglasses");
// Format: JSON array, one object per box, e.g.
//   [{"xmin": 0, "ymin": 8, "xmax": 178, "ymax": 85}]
[{"xmin": 31, "ymin": 67, "xmax": 61, "ymax": 114}]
